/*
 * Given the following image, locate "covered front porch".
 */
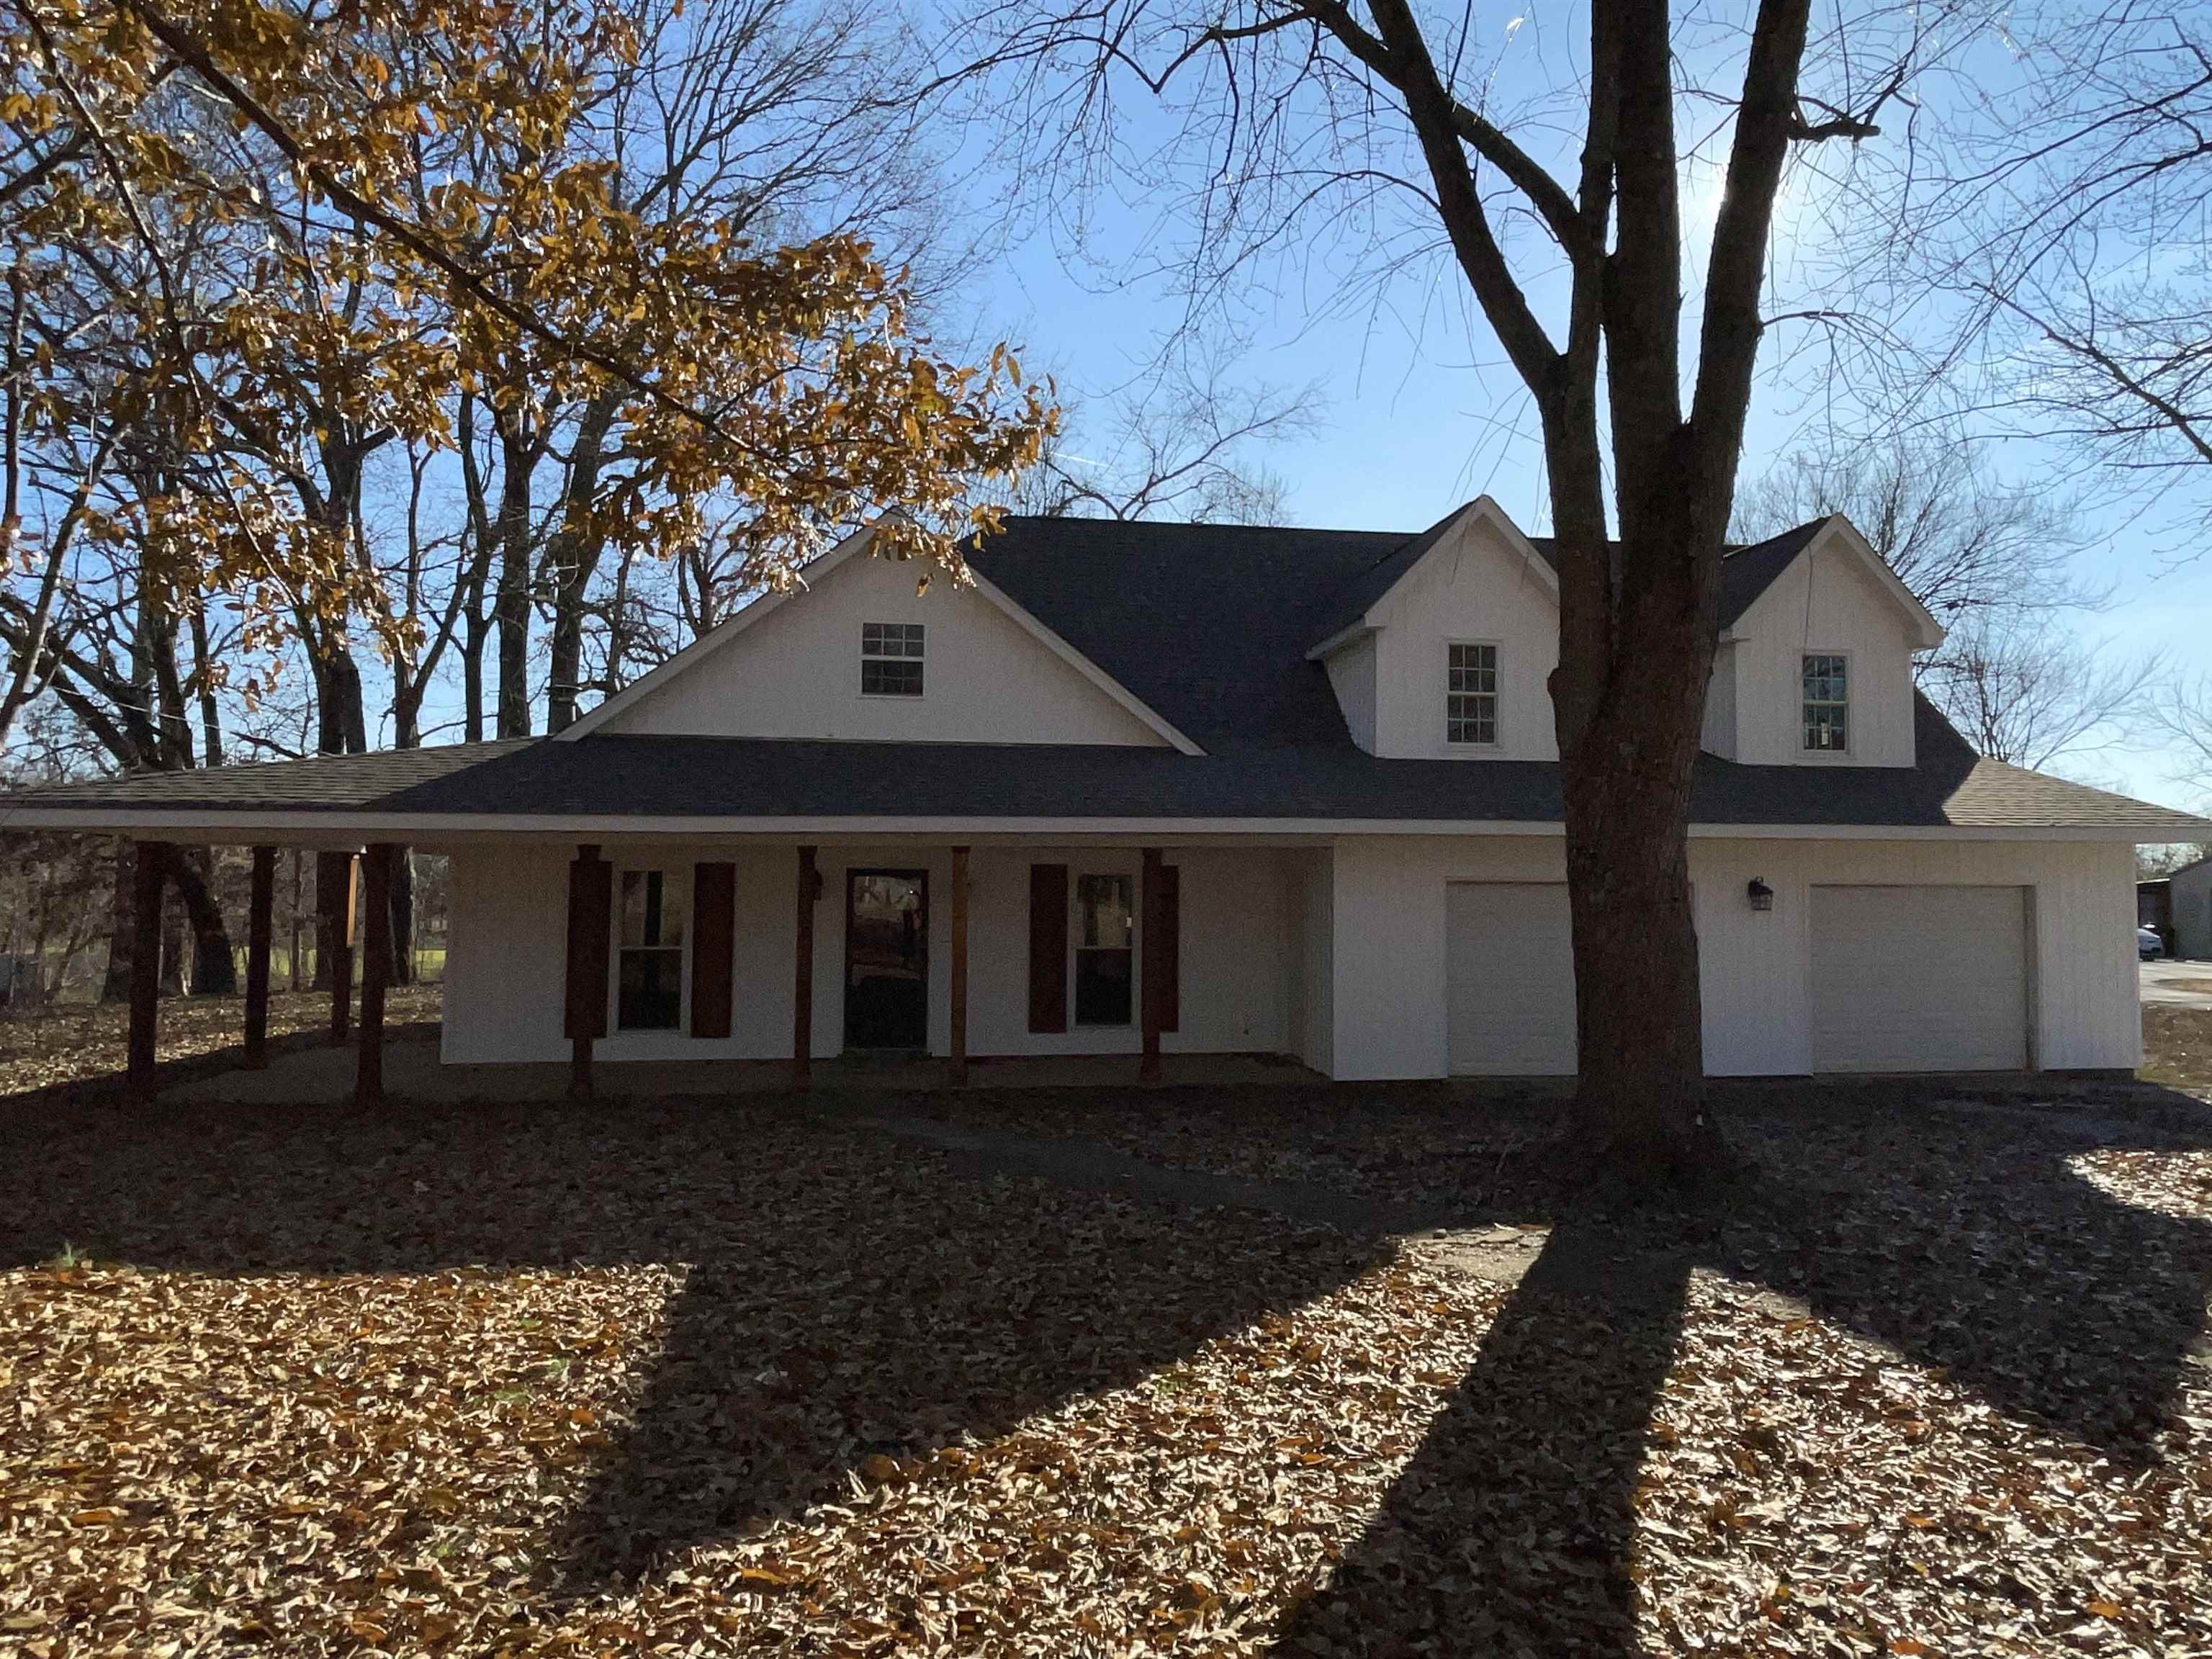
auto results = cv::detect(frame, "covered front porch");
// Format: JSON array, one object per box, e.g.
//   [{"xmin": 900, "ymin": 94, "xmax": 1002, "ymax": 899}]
[
  {"xmin": 109, "ymin": 832, "xmax": 1335, "ymax": 1107},
  {"xmin": 444, "ymin": 837, "xmax": 1331, "ymax": 1094}
]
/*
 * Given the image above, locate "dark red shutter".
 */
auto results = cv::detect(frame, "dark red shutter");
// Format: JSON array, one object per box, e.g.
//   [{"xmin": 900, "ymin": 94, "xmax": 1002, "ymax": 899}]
[
  {"xmin": 563, "ymin": 850, "xmax": 612, "ymax": 1040},
  {"xmin": 1157, "ymin": 860, "xmax": 1180, "ymax": 1033},
  {"xmin": 1028, "ymin": 863, "xmax": 1069, "ymax": 1033},
  {"xmin": 691, "ymin": 860, "xmax": 736, "ymax": 1039}
]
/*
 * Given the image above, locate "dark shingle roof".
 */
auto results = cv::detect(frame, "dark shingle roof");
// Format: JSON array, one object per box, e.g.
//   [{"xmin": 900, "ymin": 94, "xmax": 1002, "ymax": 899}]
[
  {"xmin": 6, "ymin": 696, "xmax": 2206, "ymax": 835},
  {"xmin": 1, "ymin": 514, "xmax": 2199, "ymax": 837},
  {"xmin": 1289, "ymin": 507, "xmax": 1834, "ymax": 678},
  {"xmin": 1717, "ymin": 520, "xmax": 1828, "ymax": 628},
  {"xmin": 1299, "ymin": 506, "xmax": 1468, "ymax": 655},
  {"xmin": 964, "ymin": 512, "xmax": 1833, "ymax": 752},
  {"xmin": 967, "ymin": 515, "xmax": 1407, "ymax": 751}
]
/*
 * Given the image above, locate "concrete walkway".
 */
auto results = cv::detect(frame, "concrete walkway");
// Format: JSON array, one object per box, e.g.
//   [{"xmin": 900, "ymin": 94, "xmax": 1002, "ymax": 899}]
[{"xmin": 163, "ymin": 1026, "xmax": 1326, "ymax": 1105}]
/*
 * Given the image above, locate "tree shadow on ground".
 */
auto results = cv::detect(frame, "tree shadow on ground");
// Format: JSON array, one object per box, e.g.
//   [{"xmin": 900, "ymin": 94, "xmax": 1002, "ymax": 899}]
[
  {"xmin": 0, "ymin": 1091, "xmax": 1388, "ymax": 1587},
  {"xmin": 1272, "ymin": 1089, "xmax": 2212, "ymax": 1658},
  {"xmin": 1276, "ymin": 1220, "xmax": 1689, "ymax": 1658},
  {"xmin": 4, "ymin": 1079, "xmax": 2208, "ymax": 1646}
]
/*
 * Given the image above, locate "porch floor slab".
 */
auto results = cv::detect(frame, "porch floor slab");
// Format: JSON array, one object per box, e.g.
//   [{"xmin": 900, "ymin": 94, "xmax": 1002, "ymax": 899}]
[{"xmin": 162, "ymin": 1026, "xmax": 1326, "ymax": 1105}]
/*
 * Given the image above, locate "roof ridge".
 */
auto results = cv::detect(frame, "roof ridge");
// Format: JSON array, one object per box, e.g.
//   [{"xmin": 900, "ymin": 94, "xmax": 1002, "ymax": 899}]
[{"xmin": 992, "ymin": 513, "xmax": 1417, "ymax": 541}]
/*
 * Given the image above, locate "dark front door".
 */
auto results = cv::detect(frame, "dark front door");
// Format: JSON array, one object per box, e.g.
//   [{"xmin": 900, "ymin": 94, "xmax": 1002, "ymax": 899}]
[{"xmin": 845, "ymin": 869, "xmax": 928, "ymax": 1049}]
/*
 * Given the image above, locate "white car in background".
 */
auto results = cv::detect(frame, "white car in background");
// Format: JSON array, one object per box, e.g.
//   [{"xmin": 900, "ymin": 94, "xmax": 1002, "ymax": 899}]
[{"xmin": 2139, "ymin": 925, "xmax": 2165, "ymax": 961}]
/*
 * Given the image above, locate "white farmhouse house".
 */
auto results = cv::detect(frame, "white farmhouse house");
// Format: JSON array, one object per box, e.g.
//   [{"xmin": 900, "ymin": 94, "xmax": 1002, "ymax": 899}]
[{"xmin": 6, "ymin": 498, "xmax": 2205, "ymax": 1094}]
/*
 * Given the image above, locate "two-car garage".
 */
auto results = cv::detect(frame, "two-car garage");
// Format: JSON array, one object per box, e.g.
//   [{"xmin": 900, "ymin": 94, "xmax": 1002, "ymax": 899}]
[{"xmin": 1443, "ymin": 880, "xmax": 2033, "ymax": 1076}]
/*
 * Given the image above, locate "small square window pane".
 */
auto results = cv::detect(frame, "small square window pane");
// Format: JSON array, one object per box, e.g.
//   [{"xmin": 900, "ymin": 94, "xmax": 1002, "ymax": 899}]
[
  {"xmin": 1075, "ymin": 949, "xmax": 1133, "ymax": 1025},
  {"xmin": 861, "ymin": 657, "xmax": 925, "ymax": 696},
  {"xmin": 618, "ymin": 949, "xmax": 682, "ymax": 1030},
  {"xmin": 1077, "ymin": 874, "xmax": 1132, "ymax": 948},
  {"xmin": 619, "ymin": 870, "xmax": 685, "ymax": 948}
]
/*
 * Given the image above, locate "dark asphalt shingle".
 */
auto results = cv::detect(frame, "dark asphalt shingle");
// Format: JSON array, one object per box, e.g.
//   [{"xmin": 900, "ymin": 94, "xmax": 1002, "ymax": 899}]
[
  {"xmin": 1, "ymin": 514, "xmax": 2200, "ymax": 837},
  {"xmin": 6, "ymin": 696, "xmax": 2206, "ymax": 835}
]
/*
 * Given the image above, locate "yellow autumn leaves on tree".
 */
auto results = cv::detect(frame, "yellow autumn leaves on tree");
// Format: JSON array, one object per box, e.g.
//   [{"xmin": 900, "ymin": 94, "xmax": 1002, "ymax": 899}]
[{"xmin": 0, "ymin": 0, "xmax": 1054, "ymax": 666}]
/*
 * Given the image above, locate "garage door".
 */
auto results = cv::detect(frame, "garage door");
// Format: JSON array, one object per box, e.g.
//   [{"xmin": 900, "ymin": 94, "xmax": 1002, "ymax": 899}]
[
  {"xmin": 1809, "ymin": 885, "xmax": 2030, "ymax": 1072},
  {"xmin": 1447, "ymin": 883, "xmax": 1577, "ymax": 1075}
]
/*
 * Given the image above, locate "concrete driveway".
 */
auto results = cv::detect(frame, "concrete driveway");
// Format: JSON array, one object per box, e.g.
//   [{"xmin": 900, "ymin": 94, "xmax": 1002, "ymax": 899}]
[{"xmin": 2141, "ymin": 956, "xmax": 2212, "ymax": 1008}]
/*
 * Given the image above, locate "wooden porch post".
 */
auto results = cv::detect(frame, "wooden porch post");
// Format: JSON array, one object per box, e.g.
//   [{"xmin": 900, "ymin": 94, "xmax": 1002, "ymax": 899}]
[
  {"xmin": 126, "ymin": 840, "xmax": 165, "ymax": 1104},
  {"xmin": 563, "ymin": 845, "xmax": 611, "ymax": 1100},
  {"xmin": 321, "ymin": 850, "xmax": 358, "ymax": 1045},
  {"xmin": 243, "ymin": 845, "xmax": 274, "ymax": 1068},
  {"xmin": 357, "ymin": 845, "xmax": 392, "ymax": 1107},
  {"xmin": 1141, "ymin": 846, "xmax": 1164, "ymax": 1083},
  {"xmin": 793, "ymin": 845, "xmax": 817, "ymax": 1088},
  {"xmin": 949, "ymin": 845, "xmax": 970, "ymax": 1085}
]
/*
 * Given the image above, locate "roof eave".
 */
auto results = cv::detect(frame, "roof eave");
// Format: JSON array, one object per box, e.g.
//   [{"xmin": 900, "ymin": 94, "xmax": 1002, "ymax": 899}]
[{"xmin": 1305, "ymin": 622, "xmax": 1375, "ymax": 662}]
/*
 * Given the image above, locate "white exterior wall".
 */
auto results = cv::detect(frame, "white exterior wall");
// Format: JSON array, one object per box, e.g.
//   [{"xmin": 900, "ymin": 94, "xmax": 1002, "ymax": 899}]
[
  {"xmin": 1324, "ymin": 634, "xmax": 1378, "ymax": 752},
  {"xmin": 1700, "ymin": 642, "xmax": 1740, "ymax": 760},
  {"xmin": 597, "ymin": 552, "xmax": 1167, "ymax": 747},
  {"xmin": 441, "ymin": 842, "xmax": 1299, "ymax": 1064},
  {"xmin": 1324, "ymin": 834, "xmax": 2140, "ymax": 1079},
  {"xmin": 1722, "ymin": 539, "xmax": 1920, "ymax": 768},
  {"xmin": 444, "ymin": 832, "xmax": 2140, "ymax": 1079},
  {"xmin": 1358, "ymin": 516, "xmax": 1562, "ymax": 762}
]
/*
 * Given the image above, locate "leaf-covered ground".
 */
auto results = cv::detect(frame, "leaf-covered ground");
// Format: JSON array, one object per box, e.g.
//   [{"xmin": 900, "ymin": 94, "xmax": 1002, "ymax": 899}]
[
  {"xmin": 0, "ymin": 985, "xmax": 441, "ymax": 1100},
  {"xmin": 2144, "ymin": 1004, "xmax": 2212, "ymax": 1094},
  {"xmin": 0, "ymin": 1002, "xmax": 2207, "ymax": 1656}
]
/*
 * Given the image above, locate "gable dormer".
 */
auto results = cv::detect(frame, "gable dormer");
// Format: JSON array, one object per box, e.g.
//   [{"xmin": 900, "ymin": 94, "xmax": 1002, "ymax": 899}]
[
  {"xmin": 1307, "ymin": 498, "xmax": 1563, "ymax": 760},
  {"xmin": 1702, "ymin": 516, "xmax": 1945, "ymax": 769},
  {"xmin": 566, "ymin": 525, "xmax": 1198, "ymax": 750}
]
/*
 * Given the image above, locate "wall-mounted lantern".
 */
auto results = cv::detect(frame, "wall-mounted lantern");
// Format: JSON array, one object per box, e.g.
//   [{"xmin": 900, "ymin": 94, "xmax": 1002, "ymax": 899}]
[{"xmin": 1747, "ymin": 877, "xmax": 1775, "ymax": 913}]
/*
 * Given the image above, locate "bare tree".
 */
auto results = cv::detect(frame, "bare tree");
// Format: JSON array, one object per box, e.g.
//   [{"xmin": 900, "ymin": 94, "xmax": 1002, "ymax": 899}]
[
  {"xmin": 1914, "ymin": 4, "xmax": 2212, "ymax": 498},
  {"xmin": 1736, "ymin": 431, "xmax": 2094, "ymax": 626},
  {"xmin": 948, "ymin": 0, "xmax": 1953, "ymax": 1174},
  {"xmin": 2154, "ymin": 673, "xmax": 2212, "ymax": 805},
  {"xmin": 1922, "ymin": 613, "xmax": 2161, "ymax": 772},
  {"xmin": 1010, "ymin": 364, "xmax": 1315, "ymax": 523}
]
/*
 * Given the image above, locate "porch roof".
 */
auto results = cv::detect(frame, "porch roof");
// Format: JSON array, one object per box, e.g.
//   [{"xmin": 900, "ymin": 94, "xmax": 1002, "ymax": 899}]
[{"xmin": 4, "ymin": 696, "xmax": 2206, "ymax": 840}]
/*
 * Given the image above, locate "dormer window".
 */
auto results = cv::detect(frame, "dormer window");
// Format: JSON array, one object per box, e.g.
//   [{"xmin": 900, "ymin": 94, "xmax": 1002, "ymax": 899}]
[
  {"xmin": 1447, "ymin": 642, "xmax": 1498, "ymax": 746},
  {"xmin": 1802, "ymin": 654, "xmax": 1848, "ymax": 752},
  {"xmin": 861, "ymin": 622, "xmax": 925, "ymax": 696}
]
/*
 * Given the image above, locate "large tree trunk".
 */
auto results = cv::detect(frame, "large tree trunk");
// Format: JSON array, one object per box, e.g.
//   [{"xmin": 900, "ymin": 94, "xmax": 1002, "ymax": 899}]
[
  {"xmin": 309, "ymin": 631, "xmax": 368, "ymax": 992},
  {"xmin": 544, "ymin": 391, "xmax": 619, "ymax": 734},
  {"xmin": 315, "ymin": 853, "xmax": 354, "ymax": 997},
  {"xmin": 1551, "ymin": 501, "xmax": 1730, "ymax": 1175},
  {"xmin": 493, "ymin": 422, "xmax": 534, "ymax": 739},
  {"xmin": 461, "ymin": 601, "xmax": 490, "ymax": 743},
  {"xmin": 388, "ymin": 848, "xmax": 415, "ymax": 986},
  {"xmin": 189, "ymin": 608, "xmax": 225, "ymax": 768},
  {"xmin": 168, "ymin": 845, "xmax": 238, "ymax": 995},
  {"xmin": 1560, "ymin": 682, "xmax": 1711, "ymax": 1166}
]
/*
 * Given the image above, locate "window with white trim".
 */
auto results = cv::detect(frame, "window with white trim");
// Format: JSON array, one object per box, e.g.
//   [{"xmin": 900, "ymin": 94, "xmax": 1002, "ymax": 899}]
[
  {"xmin": 617, "ymin": 868, "xmax": 686, "ymax": 1030},
  {"xmin": 860, "ymin": 621, "xmax": 925, "ymax": 696},
  {"xmin": 1447, "ymin": 642, "xmax": 1498, "ymax": 746},
  {"xmin": 1802, "ymin": 654, "xmax": 1849, "ymax": 752}
]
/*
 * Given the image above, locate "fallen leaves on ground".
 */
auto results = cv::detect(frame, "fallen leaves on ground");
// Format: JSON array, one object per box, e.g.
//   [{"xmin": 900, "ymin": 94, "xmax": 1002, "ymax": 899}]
[
  {"xmin": 0, "ymin": 1022, "xmax": 2208, "ymax": 1654},
  {"xmin": 0, "ymin": 986, "xmax": 441, "ymax": 1098},
  {"xmin": 2144, "ymin": 1004, "xmax": 2212, "ymax": 1095}
]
